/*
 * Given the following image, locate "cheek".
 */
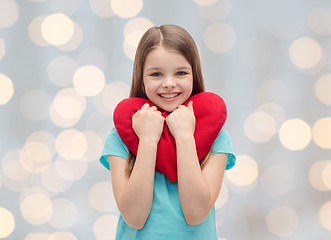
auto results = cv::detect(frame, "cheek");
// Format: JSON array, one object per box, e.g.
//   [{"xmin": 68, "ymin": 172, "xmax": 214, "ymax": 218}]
[
  {"xmin": 186, "ymin": 78, "xmax": 194, "ymax": 92},
  {"xmin": 143, "ymin": 80, "xmax": 156, "ymax": 97}
]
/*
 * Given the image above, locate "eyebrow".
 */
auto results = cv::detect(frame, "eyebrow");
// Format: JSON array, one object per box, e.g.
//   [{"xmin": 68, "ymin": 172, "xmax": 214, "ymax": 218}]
[{"xmin": 145, "ymin": 66, "xmax": 191, "ymax": 71}]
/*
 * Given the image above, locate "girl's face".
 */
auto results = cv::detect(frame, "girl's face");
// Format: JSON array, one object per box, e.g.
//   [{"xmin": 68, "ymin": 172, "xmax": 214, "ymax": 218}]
[{"xmin": 142, "ymin": 46, "xmax": 193, "ymax": 112}]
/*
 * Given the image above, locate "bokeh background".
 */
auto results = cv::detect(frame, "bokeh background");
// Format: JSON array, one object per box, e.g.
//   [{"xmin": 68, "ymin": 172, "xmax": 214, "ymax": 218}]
[{"xmin": 0, "ymin": 0, "xmax": 331, "ymax": 239}]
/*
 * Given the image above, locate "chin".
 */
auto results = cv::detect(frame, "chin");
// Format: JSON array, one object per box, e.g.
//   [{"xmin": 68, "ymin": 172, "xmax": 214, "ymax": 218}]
[{"xmin": 160, "ymin": 105, "xmax": 177, "ymax": 113}]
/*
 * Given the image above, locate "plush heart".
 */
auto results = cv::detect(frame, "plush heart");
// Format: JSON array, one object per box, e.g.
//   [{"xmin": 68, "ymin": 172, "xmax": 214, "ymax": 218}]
[{"xmin": 113, "ymin": 92, "xmax": 227, "ymax": 183}]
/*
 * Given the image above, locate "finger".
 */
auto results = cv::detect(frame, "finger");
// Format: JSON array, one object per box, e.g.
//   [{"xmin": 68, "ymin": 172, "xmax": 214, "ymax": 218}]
[
  {"xmin": 154, "ymin": 110, "xmax": 162, "ymax": 115},
  {"xmin": 188, "ymin": 101, "xmax": 193, "ymax": 111},
  {"xmin": 132, "ymin": 109, "xmax": 139, "ymax": 120},
  {"xmin": 140, "ymin": 103, "xmax": 150, "ymax": 111},
  {"xmin": 149, "ymin": 105, "xmax": 157, "ymax": 111}
]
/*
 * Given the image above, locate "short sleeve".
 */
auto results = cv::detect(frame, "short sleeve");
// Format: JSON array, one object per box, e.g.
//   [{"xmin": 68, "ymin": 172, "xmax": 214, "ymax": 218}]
[
  {"xmin": 99, "ymin": 128, "xmax": 129, "ymax": 170},
  {"xmin": 211, "ymin": 128, "xmax": 236, "ymax": 170}
]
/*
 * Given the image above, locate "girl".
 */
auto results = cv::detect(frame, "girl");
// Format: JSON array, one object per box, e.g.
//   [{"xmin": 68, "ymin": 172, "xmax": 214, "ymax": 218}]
[{"xmin": 100, "ymin": 24, "xmax": 236, "ymax": 239}]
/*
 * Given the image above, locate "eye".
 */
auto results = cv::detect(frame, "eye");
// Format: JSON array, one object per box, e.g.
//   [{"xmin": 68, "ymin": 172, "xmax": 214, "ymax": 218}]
[
  {"xmin": 176, "ymin": 71, "xmax": 187, "ymax": 76},
  {"xmin": 151, "ymin": 72, "xmax": 162, "ymax": 77}
]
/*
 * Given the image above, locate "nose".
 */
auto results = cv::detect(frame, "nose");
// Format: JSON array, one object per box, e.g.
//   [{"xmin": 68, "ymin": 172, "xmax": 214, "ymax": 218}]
[{"xmin": 163, "ymin": 76, "xmax": 176, "ymax": 89}]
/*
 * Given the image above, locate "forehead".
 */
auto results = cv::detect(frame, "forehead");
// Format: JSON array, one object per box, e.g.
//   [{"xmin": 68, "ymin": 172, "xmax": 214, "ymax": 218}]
[{"xmin": 144, "ymin": 46, "xmax": 191, "ymax": 70}]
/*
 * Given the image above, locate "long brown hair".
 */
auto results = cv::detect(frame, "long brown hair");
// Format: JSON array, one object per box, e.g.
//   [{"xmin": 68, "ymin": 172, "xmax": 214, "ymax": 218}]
[{"xmin": 126, "ymin": 25, "xmax": 210, "ymax": 176}]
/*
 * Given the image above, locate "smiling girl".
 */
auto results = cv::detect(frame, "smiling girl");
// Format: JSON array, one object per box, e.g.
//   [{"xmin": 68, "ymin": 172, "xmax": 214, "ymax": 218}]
[{"xmin": 100, "ymin": 24, "xmax": 236, "ymax": 239}]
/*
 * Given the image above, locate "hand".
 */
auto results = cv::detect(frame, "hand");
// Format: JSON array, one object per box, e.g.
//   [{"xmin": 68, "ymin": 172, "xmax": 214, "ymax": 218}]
[
  {"xmin": 166, "ymin": 101, "xmax": 196, "ymax": 140},
  {"xmin": 132, "ymin": 103, "xmax": 165, "ymax": 143}
]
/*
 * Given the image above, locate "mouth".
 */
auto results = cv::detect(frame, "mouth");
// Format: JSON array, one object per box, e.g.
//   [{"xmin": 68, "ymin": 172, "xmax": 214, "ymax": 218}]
[{"xmin": 158, "ymin": 93, "xmax": 181, "ymax": 99}]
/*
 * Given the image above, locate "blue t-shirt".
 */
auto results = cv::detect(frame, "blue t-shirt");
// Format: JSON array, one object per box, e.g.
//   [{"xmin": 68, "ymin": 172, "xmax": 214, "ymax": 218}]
[{"xmin": 100, "ymin": 128, "xmax": 236, "ymax": 240}]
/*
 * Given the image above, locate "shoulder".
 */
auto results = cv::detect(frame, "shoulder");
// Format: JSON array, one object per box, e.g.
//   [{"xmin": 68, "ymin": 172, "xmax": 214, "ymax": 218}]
[
  {"xmin": 106, "ymin": 128, "xmax": 128, "ymax": 147},
  {"xmin": 100, "ymin": 128, "xmax": 129, "ymax": 170},
  {"xmin": 211, "ymin": 128, "xmax": 236, "ymax": 170},
  {"xmin": 212, "ymin": 128, "xmax": 233, "ymax": 150}
]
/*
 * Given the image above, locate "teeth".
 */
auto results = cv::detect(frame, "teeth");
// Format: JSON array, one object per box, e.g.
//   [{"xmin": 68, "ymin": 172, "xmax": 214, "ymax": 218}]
[{"xmin": 159, "ymin": 93, "xmax": 179, "ymax": 98}]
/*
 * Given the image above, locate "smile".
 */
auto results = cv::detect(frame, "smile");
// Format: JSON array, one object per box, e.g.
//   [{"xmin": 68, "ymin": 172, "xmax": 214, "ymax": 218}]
[{"xmin": 159, "ymin": 93, "xmax": 180, "ymax": 99}]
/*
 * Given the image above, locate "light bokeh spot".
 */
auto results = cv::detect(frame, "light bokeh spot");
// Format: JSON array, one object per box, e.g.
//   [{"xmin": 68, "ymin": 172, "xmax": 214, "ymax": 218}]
[
  {"xmin": 54, "ymin": 158, "xmax": 73, "ymax": 182},
  {"xmin": 49, "ymin": 232, "xmax": 78, "ymax": 240},
  {"xmin": 199, "ymin": 0, "xmax": 230, "ymax": 22},
  {"xmin": 123, "ymin": 18, "xmax": 154, "ymax": 60},
  {"xmin": 89, "ymin": 182, "xmax": 116, "ymax": 212},
  {"xmin": 20, "ymin": 90, "xmax": 51, "ymax": 121},
  {"xmin": 53, "ymin": 96, "xmax": 82, "ymax": 120},
  {"xmin": 123, "ymin": 30, "xmax": 146, "ymax": 60},
  {"xmin": 0, "ymin": 207, "xmax": 15, "ymax": 238},
  {"xmin": 102, "ymin": 81, "xmax": 130, "ymax": 111},
  {"xmin": 49, "ymin": 104, "xmax": 80, "ymax": 128},
  {"xmin": 244, "ymin": 111, "xmax": 277, "ymax": 143},
  {"xmin": 215, "ymin": 183, "xmax": 228, "ymax": 209},
  {"xmin": 73, "ymin": 65, "xmax": 105, "ymax": 97},
  {"xmin": 90, "ymin": 0, "xmax": 115, "ymax": 18},
  {"xmin": 41, "ymin": 13, "xmax": 74, "ymax": 45},
  {"xmin": 312, "ymin": 118, "xmax": 331, "ymax": 149},
  {"xmin": 21, "ymin": 141, "xmax": 52, "ymax": 173},
  {"xmin": 289, "ymin": 37, "xmax": 322, "ymax": 69},
  {"xmin": 55, "ymin": 129, "xmax": 87, "ymax": 160},
  {"xmin": 48, "ymin": 56, "xmax": 79, "ymax": 87},
  {"xmin": 111, "ymin": 0, "xmax": 143, "ymax": 18},
  {"xmin": 193, "ymin": 0, "xmax": 218, "ymax": 6},
  {"xmin": 48, "ymin": 198, "xmax": 77, "ymax": 229},
  {"xmin": 26, "ymin": 131, "xmax": 56, "ymax": 156},
  {"xmin": 2, "ymin": 150, "xmax": 31, "ymax": 181},
  {"xmin": 204, "ymin": 22, "xmax": 235, "ymax": 53},
  {"xmin": 318, "ymin": 201, "xmax": 331, "ymax": 231},
  {"xmin": 308, "ymin": 7, "xmax": 331, "ymax": 36},
  {"xmin": 55, "ymin": 156, "xmax": 88, "ymax": 181},
  {"xmin": 0, "ymin": 73, "xmax": 14, "ymax": 105},
  {"xmin": 309, "ymin": 160, "xmax": 331, "ymax": 192},
  {"xmin": 227, "ymin": 155, "xmax": 258, "ymax": 186},
  {"xmin": 322, "ymin": 162, "xmax": 331, "ymax": 191},
  {"xmin": 28, "ymin": 16, "xmax": 50, "ymax": 47},
  {"xmin": 2, "ymin": 158, "xmax": 30, "ymax": 181},
  {"xmin": 41, "ymin": 163, "xmax": 72, "ymax": 194},
  {"xmin": 94, "ymin": 81, "xmax": 130, "ymax": 114},
  {"xmin": 124, "ymin": 17, "xmax": 154, "ymax": 37},
  {"xmin": 0, "ymin": 0, "xmax": 19, "ymax": 28},
  {"xmin": 93, "ymin": 215, "xmax": 118, "ymax": 240},
  {"xmin": 315, "ymin": 74, "xmax": 331, "ymax": 105},
  {"xmin": 20, "ymin": 193, "xmax": 53, "ymax": 225},
  {"xmin": 82, "ymin": 130, "xmax": 104, "ymax": 162},
  {"xmin": 56, "ymin": 23, "xmax": 83, "ymax": 51},
  {"xmin": 50, "ymin": 88, "xmax": 86, "ymax": 127},
  {"xmin": 0, "ymin": 37, "xmax": 5, "ymax": 60},
  {"xmin": 1, "ymin": 151, "xmax": 32, "ymax": 192},
  {"xmin": 279, "ymin": 119, "xmax": 311, "ymax": 151},
  {"xmin": 266, "ymin": 206, "xmax": 299, "ymax": 237},
  {"xmin": 256, "ymin": 103, "xmax": 286, "ymax": 129},
  {"xmin": 25, "ymin": 233, "xmax": 49, "ymax": 240}
]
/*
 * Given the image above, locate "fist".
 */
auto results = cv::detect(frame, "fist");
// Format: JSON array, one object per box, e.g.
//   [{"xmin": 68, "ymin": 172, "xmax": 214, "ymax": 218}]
[
  {"xmin": 166, "ymin": 101, "xmax": 196, "ymax": 140},
  {"xmin": 132, "ymin": 103, "xmax": 165, "ymax": 143}
]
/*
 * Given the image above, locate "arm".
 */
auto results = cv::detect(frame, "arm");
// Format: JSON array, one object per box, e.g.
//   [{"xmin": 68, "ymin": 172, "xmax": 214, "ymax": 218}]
[
  {"xmin": 109, "ymin": 104, "xmax": 164, "ymax": 229},
  {"xmin": 176, "ymin": 136, "xmax": 228, "ymax": 225},
  {"xmin": 166, "ymin": 101, "xmax": 228, "ymax": 225}
]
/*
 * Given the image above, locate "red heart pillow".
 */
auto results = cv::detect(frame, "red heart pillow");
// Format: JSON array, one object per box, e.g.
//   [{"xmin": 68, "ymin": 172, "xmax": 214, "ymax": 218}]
[{"xmin": 113, "ymin": 92, "xmax": 227, "ymax": 183}]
